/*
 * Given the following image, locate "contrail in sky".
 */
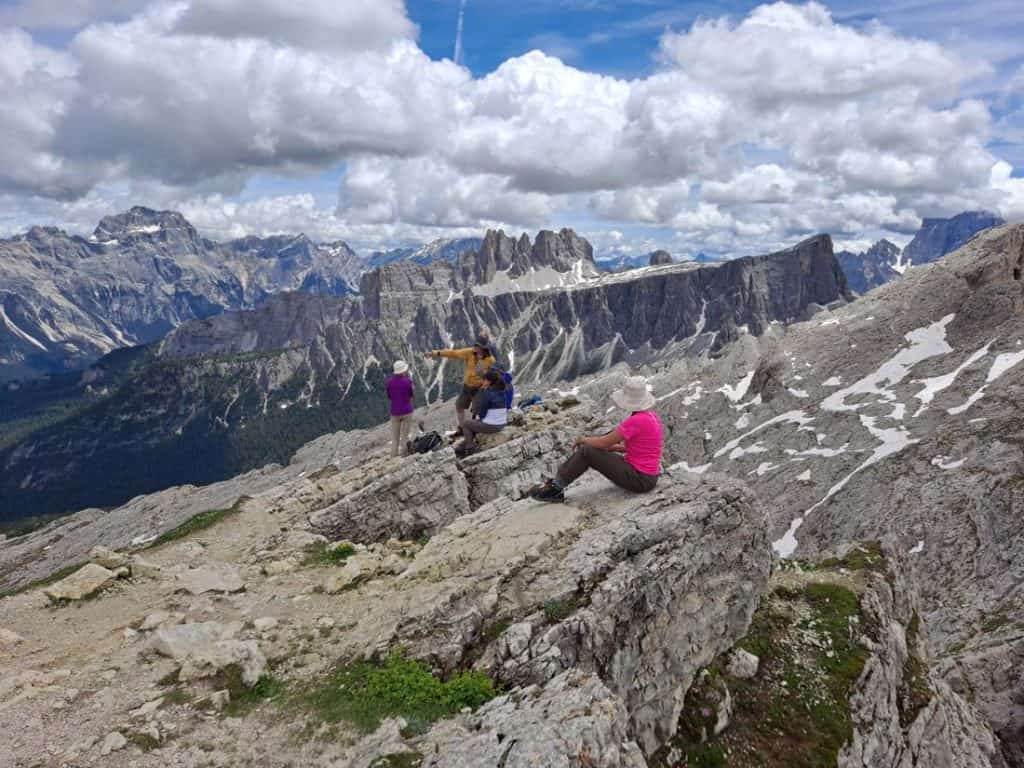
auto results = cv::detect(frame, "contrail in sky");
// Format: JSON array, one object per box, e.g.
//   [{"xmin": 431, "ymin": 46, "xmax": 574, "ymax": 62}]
[{"xmin": 454, "ymin": 0, "xmax": 467, "ymax": 66}]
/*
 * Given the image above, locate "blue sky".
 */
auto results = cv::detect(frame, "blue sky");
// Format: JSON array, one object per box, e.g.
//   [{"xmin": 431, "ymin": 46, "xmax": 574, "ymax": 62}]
[{"xmin": 1, "ymin": 0, "xmax": 1022, "ymax": 256}]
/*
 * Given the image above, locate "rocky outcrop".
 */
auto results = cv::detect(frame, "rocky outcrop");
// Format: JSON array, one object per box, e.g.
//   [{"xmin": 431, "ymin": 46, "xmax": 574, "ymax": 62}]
[
  {"xmin": 308, "ymin": 452, "xmax": 471, "ymax": 543},
  {"xmin": 627, "ymin": 223, "xmax": 1024, "ymax": 764},
  {"xmin": 649, "ymin": 250, "xmax": 674, "ymax": 266},
  {"xmin": 318, "ymin": 468, "xmax": 770, "ymax": 757},
  {"xmin": 840, "ymin": 545, "xmax": 1005, "ymax": 767},
  {"xmin": 418, "ymin": 671, "xmax": 647, "ymax": 768}
]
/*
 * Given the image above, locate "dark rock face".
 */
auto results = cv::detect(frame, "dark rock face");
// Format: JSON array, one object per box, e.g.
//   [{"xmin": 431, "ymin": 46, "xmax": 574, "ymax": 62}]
[
  {"xmin": 837, "ymin": 239, "xmax": 902, "ymax": 294},
  {"xmin": 903, "ymin": 211, "xmax": 1005, "ymax": 266},
  {"xmin": 0, "ymin": 207, "xmax": 363, "ymax": 382},
  {"xmin": 456, "ymin": 228, "xmax": 595, "ymax": 287},
  {"xmin": 0, "ymin": 232, "xmax": 849, "ymax": 522},
  {"xmin": 649, "ymin": 250, "xmax": 673, "ymax": 266}
]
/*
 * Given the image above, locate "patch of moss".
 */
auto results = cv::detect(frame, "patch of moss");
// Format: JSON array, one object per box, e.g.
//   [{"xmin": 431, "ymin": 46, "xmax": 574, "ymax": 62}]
[
  {"xmin": 211, "ymin": 665, "xmax": 285, "ymax": 717},
  {"xmin": 157, "ymin": 669, "xmax": 181, "ymax": 687},
  {"xmin": 126, "ymin": 730, "xmax": 161, "ymax": 752},
  {"xmin": 144, "ymin": 496, "xmax": 250, "ymax": 550},
  {"xmin": 543, "ymin": 595, "xmax": 585, "ymax": 624},
  {"xmin": 304, "ymin": 542, "xmax": 357, "ymax": 567},
  {"xmin": 816, "ymin": 541, "xmax": 886, "ymax": 573},
  {"xmin": 163, "ymin": 687, "xmax": 193, "ymax": 706},
  {"xmin": 899, "ymin": 612, "xmax": 934, "ymax": 729},
  {"xmin": 981, "ymin": 611, "xmax": 1012, "ymax": 633},
  {"xmin": 481, "ymin": 617, "xmax": 513, "ymax": 645},
  {"xmin": 304, "ymin": 650, "xmax": 496, "ymax": 735}
]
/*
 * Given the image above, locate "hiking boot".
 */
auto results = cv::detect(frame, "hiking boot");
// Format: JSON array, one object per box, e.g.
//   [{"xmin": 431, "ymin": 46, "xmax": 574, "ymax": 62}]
[
  {"xmin": 529, "ymin": 479, "xmax": 564, "ymax": 503},
  {"xmin": 454, "ymin": 444, "xmax": 477, "ymax": 459}
]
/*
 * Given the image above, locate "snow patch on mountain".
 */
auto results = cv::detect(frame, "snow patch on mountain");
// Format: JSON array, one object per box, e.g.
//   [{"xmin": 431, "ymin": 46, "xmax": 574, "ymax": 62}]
[
  {"xmin": 822, "ymin": 314, "xmax": 956, "ymax": 413},
  {"xmin": 470, "ymin": 259, "xmax": 596, "ymax": 297},
  {"xmin": 0, "ymin": 303, "xmax": 48, "ymax": 352},
  {"xmin": 718, "ymin": 371, "xmax": 755, "ymax": 403},
  {"xmin": 912, "ymin": 340, "xmax": 994, "ymax": 416}
]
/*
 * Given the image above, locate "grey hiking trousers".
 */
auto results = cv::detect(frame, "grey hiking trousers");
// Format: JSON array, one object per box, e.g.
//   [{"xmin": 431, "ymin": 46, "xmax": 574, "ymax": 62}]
[
  {"xmin": 556, "ymin": 444, "xmax": 658, "ymax": 493},
  {"xmin": 391, "ymin": 414, "xmax": 412, "ymax": 458},
  {"xmin": 463, "ymin": 419, "xmax": 503, "ymax": 449}
]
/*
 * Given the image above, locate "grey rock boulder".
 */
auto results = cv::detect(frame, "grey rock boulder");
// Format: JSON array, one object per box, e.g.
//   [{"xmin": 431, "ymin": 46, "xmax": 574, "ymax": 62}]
[
  {"xmin": 419, "ymin": 671, "xmax": 647, "ymax": 768},
  {"xmin": 308, "ymin": 452, "xmax": 470, "ymax": 543},
  {"xmin": 176, "ymin": 564, "xmax": 246, "ymax": 595},
  {"xmin": 43, "ymin": 563, "xmax": 116, "ymax": 602},
  {"xmin": 151, "ymin": 621, "xmax": 266, "ymax": 686}
]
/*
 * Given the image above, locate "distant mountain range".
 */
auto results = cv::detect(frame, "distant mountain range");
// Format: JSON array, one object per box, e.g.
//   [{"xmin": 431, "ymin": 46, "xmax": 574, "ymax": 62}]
[
  {"xmin": 0, "ymin": 208, "xmax": 365, "ymax": 383},
  {"xmin": 0, "ymin": 231, "xmax": 847, "ymax": 523},
  {"xmin": 0, "ymin": 211, "xmax": 484, "ymax": 383},
  {"xmin": 1, "ymin": 207, "xmax": 1005, "ymax": 385},
  {"xmin": 837, "ymin": 211, "xmax": 1005, "ymax": 295},
  {"xmin": 594, "ymin": 249, "xmax": 725, "ymax": 272},
  {"xmin": 367, "ymin": 238, "xmax": 484, "ymax": 269}
]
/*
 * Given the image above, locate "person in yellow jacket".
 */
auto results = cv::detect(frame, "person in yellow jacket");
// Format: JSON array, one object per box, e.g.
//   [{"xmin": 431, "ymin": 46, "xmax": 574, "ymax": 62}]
[{"xmin": 425, "ymin": 334, "xmax": 497, "ymax": 435}]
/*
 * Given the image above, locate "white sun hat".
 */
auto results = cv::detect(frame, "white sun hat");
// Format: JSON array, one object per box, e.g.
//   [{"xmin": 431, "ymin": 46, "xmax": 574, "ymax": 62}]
[
  {"xmin": 611, "ymin": 376, "xmax": 656, "ymax": 412},
  {"xmin": 393, "ymin": 360, "xmax": 410, "ymax": 375}
]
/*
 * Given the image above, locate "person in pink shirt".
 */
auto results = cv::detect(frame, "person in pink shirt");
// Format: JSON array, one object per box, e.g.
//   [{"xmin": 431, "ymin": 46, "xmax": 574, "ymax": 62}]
[{"xmin": 530, "ymin": 376, "xmax": 662, "ymax": 503}]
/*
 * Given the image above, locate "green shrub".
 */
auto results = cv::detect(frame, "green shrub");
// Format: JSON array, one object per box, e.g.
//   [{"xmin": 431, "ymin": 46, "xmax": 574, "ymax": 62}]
[
  {"xmin": 307, "ymin": 650, "xmax": 496, "ymax": 735},
  {"xmin": 305, "ymin": 542, "xmax": 357, "ymax": 567}
]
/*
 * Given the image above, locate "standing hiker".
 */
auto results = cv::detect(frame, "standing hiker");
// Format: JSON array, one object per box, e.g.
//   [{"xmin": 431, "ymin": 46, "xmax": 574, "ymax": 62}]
[
  {"xmin": 424, "ymin": 333, "xmax": 496, "ymax": 435},
  {"xmin": 455, "ymin": 369, "xmax": 508, "ymax": 458},
  {"xmin": 530, "ymin": 376, "xmax": 662, "ymax": 503},
  {"xmin": 386, "ymin": 360, "xmax": 415, "ymax": 458}
]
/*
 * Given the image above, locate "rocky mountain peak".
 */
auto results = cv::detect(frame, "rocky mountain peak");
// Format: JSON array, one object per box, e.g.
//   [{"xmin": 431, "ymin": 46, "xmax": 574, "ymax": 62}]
[
  {"xmin": 866, "ymin": 238, "xmax": 900, "ymax": 257},
  {"xmin": 903, "ymin": 210, "xmax": 1005, "ymax": 266},
  {"xmin": 92, "ymin": 206, "xmax": 198, "ymax": 244},
  {"xmin": 649, "ymin": 250, "xmax": 673, "ymax": 266}
]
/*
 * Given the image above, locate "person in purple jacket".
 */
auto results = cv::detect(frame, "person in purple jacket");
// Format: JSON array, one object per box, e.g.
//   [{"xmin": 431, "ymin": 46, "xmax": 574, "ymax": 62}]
[{"xmin": 386, "ymin": 360, "xmax": 415, "ymax": 458}]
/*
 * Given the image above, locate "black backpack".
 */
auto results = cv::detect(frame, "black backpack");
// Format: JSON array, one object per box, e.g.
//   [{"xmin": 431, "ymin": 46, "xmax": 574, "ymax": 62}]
[{"xmin": 409, "ymin": 431, "xmax": 444, "ymax": 454}]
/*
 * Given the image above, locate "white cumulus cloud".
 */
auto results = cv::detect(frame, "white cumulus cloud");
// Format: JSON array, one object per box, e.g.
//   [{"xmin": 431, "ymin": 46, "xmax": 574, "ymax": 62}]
[{"xmin": 0, "ymin": 0, "xmax": 1020, "ymax": 252}]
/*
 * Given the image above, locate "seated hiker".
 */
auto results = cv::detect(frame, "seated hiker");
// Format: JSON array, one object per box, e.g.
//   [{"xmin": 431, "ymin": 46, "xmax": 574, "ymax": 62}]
[
  {"xmin": 530, "ymin": 376, "xmax": 662, "ymax": 503},
  {"xmin": 456, "ymin": 369, "xmax": 508, "ymax": 457},
  {"xmin": 386, "ymin": 360, "xmax": 415, "ymax": 458},
  {"xmin": 424, "ymin": 332, "xmax": 496, "ymax": 435}
]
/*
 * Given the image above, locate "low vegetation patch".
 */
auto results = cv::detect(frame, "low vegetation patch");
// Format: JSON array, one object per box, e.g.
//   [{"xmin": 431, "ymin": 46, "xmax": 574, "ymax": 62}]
[
  {"xmin": 212, "ymin": 665, "xmax": 286, "ymax": 717},
  {"xmin": 126, "ymin": 730, "xmax": 162, "ymax": 752},
  {"xmin": 304, "ymin": 541, "xmax": 356, "ymax": 567},
  {"xmin": 144, "ymin": 496, "xmax": 250, "ymax": 550},
  {"xmin": 815, "ymin": 541, "xmax": 886, "ymax": 574},
  {"xmin": 542, "ymin": 593, "xmax": 589, "ymax": 624},
  {"xmin": 304, "ymin": 650, "xmax": 497, "ymax": 735},
  {"xmin": 654, "ymin": 578, "xmax": 873, "ymax": 768},
  {"xmin": 898, "ymin": 612, "xmax": 934, "ymax": 728}
]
